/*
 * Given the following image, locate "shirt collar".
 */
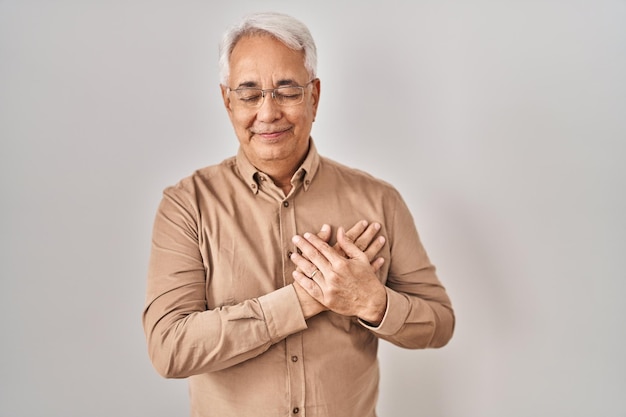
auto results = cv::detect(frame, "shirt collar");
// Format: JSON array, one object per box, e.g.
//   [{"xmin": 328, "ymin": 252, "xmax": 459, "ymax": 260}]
[
  {"xmin": 298, "ymin": 139, "xmax": 320, "ymax": 191},
  {"xmin": 236, "ymin": 138, "xmax": 321, "ymax": 195}
]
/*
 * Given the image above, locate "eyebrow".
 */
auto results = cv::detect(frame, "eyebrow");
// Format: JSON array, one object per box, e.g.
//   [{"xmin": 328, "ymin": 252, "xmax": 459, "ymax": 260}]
[{"xmin": 236, "ymin": 79, "xmax": 300, "ymax": 89}]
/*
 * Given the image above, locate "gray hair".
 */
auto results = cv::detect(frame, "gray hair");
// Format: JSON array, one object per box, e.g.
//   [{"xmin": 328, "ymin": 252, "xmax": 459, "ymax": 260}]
[{"xmin": 218, "ymin": 12, "xmax": 317, "ymax": 85}]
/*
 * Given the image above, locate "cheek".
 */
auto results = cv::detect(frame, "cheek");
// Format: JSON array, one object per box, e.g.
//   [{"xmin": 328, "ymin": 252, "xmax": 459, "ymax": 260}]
[
  {"xmin": 231, "ymin": 112, "xmax": 254, "ymax": 131},
  {"xmin": 288, "ymin": 109, "xmax": 312, "ymax": 129}
]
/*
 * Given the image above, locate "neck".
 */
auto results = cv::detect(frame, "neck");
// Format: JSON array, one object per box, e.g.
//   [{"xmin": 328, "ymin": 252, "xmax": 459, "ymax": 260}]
[
  {"xmin": 261, "ymin": 162, "xmax": 296, "ymax": 195},
  {"xmin": 245, "ymin": 143, "xmax": 310, "ymax": 195}
]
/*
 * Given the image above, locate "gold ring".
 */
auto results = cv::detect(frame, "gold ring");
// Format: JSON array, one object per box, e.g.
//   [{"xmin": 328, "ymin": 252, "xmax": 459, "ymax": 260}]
[{"xmin": 309, "ymin": 269, "xmax": 318, "ymax": 279}]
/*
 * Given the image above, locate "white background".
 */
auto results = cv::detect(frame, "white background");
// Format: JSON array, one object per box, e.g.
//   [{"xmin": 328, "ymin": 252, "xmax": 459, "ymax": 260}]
[{"xmin": 1, "ymin": 1, "xmax": 625, "ymax": 416}]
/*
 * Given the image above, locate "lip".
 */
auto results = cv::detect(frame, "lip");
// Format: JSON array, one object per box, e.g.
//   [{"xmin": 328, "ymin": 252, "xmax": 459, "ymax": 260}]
[{"xmin": 252, "ymin": 127, "xmax": 291, "ymax": 142}]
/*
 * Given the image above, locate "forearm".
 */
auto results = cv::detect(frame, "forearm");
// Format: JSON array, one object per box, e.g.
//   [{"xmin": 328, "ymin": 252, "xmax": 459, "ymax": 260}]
[
  {"xmin": 143, "ymin": 285, "xmax": 307, "ymax": 378},
  {"xmin": 144, "ymin": 189, "xmax": 310, "ymax": 377}
]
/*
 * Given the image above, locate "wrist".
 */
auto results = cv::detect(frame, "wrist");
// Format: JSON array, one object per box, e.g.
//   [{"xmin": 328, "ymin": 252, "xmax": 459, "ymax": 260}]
[
  {"xmin": 359, "ymin": 286, "xmax": 387, "ymax": 326},
  {"xmin": 293, "ymin": 282, "xmax": 326, "ymax": 319}
]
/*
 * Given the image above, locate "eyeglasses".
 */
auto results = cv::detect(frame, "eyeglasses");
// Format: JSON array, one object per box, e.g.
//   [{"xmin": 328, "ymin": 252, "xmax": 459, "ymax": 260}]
[{"xmin": 227, "ymin": 80, "xmax": 315, "ymax": 109}]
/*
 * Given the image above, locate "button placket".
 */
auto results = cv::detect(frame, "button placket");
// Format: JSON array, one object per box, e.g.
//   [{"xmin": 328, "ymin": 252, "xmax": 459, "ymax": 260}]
[{"xmin": 280, "ymin": 194, "xmax": 304, "ymax": 416}]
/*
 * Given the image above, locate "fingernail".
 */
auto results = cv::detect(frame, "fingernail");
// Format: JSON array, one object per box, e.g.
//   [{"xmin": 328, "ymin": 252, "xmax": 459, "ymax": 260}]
[
  {"xmin": 303, "ymin": 232, "xmax": 312, "ymax": 239},
  {"xmin": 374, "ymin": 223, "xmax": 381, "ymax": 230},
  {"xmin": 292, "ymin": 236, "xmax": 300, "ymax": 243},
  {"xmin": 321, "ymin": 224, "xmax": 330, "ymax": 232}
]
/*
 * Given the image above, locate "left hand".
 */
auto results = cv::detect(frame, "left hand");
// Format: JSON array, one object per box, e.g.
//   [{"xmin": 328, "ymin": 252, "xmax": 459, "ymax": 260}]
[{"xmin": 291, "ymin": 227, "xmax": 388, "ymax": 325}]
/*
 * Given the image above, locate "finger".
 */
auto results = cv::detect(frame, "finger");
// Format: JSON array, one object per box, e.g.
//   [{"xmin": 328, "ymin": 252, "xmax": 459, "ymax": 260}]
[
  {"xmin": 316, "ymin": 224, "xmax": 331, "ymax": 243},
  {"xmin": 353, "ymin": 222, "xmax": 381, "ymax": 253},
  {"xmin": 290, "ymin": 251, "xmax": 321, "ymax": 278},
  {"xmin": 333, "ymin": 220, "xmax": 367, "ymax": 257},
  {"xmin": 300, "ymin": 232, "xmax": 347, "ymax": 267},
  {"xmin": 342, "ymin": 220, "xmax": 368, "ymax": 244},
  {"xmin": 371, "ymin": 257, "xmax": 385, "ymax": 272},
  {"xmin": 336, "ymin": 227, "xmax": 369, "ymax": 262},
  {"xmin": 363, "ymin": 236, "xmax": 386, "ymax": 262},
  {"xmin": 292, "ymin": 234, "xmax": 333, "ymax": 271},
  {"xmin": 292, "ymin": 270, "xmax": 323, "ymax": 298}
]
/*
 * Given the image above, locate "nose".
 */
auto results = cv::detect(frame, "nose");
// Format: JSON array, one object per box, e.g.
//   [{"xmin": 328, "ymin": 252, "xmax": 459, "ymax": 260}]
[{"xmin": 255, "ymin": 91, "xmax": 282, "ymax": 122}]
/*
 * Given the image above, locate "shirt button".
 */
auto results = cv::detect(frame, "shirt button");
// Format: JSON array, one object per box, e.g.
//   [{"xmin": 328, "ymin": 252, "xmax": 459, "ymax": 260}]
[
  {"xmin": 283, "ymin": 201, "xmax": 289, "ymax": 207},
  {"xmin": 293, "ymin": 407, "xmax": 300, "ymax": 414},
  {"xmin": 291, "ymin": 355, "xmax": 298, "ymax": 362},
  {"xmin": 287, "ymin": 251, "xmax": 293, "ymax": 258}
]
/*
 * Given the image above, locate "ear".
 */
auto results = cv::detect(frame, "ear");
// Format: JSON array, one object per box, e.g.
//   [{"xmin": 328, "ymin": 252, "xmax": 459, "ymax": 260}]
[
  {"xmin": 220, "ymin": 84, "xmax": 233, "ymax": 115},
  {"xmin": 311, "ymin": 78, "xmax": 321, "ymax": 121}
]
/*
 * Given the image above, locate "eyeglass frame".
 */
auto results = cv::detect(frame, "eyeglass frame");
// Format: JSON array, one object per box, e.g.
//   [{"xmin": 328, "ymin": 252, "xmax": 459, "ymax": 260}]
[{"xmin": 226, "ymin": 79, "xmax": 317, "ymax": 109}]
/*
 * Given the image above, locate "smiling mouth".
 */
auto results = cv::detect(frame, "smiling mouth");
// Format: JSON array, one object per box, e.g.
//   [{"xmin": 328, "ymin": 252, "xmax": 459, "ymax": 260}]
[{"xmin": 253, "ymin": 127, "xmax": 291, "ymax": 141}]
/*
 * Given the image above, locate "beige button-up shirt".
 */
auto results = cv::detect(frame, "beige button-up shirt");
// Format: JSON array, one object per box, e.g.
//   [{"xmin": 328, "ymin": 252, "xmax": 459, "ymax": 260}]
[{"xmin": 143, "ymin": 142, "xmax": 454, "ymax": 417}]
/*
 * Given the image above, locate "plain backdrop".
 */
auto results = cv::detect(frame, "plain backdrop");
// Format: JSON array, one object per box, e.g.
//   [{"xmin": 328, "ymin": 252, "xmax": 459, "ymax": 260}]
[{"xmin": 1, "ymin": 1, "xmax": 625, "ymax": 416}]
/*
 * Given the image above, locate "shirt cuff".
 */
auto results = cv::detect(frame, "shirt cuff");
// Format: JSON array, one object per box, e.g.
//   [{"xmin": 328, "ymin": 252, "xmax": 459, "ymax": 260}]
[
  {"xmin": 258, "ymin": 285, "xmax": 308, "ymax": 343},
  {"xmin": 358, "ymin": 287, "xmax": 410, "ymax": 336}
]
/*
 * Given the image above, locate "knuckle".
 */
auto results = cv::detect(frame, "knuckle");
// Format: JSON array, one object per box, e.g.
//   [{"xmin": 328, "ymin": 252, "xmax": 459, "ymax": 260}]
[
  {"xmin": 325, "ymin": 286, "xmax": 339, "ymax": 299},
  {"xmin": 325, "ymin": 270, "xmax": 340, "ymax": 283},
  {"xmin": 334, "ymin": 259, "xmax": 349, "ymax": 271}
]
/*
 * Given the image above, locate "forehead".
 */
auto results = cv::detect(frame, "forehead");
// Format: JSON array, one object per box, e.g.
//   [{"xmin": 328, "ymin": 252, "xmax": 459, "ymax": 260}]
[{"xmin": 228, "ymin": 35, "xmax": 308, "ymax": 85}]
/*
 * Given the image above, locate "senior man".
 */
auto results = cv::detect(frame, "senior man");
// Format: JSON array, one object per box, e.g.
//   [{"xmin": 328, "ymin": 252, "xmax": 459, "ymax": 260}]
[{"xmin": 143, "ymin": 11, "xmax": 454, "ymax": 417}]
